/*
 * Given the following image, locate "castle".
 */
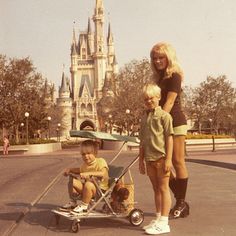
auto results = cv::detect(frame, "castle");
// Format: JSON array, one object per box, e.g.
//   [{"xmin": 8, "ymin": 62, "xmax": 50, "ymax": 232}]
[{"xmin": 56, "ymin": 0, "xmax": 118, "ymax": 137}]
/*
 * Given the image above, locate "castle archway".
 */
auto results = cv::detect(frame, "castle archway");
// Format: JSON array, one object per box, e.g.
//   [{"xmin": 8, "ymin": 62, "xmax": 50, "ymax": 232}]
[{"xmin": 80, "ymin": 119, "xmax": 96, "ymax": 131}]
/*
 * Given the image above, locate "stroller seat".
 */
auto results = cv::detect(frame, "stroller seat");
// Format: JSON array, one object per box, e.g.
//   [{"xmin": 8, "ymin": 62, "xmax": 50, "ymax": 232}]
[{"xmin": 108, "ymin": 165, "xmax": 124, "ymax": 186}]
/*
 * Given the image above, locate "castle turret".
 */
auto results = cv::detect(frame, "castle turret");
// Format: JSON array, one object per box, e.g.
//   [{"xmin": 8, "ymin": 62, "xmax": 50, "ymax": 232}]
[
  {"xmin": 93, "ymin": 0, "xmax": 106, "ymax": 96},
  {"xmin": 57, "ymin": 71, "xmax": 72, "ymax": 138}
]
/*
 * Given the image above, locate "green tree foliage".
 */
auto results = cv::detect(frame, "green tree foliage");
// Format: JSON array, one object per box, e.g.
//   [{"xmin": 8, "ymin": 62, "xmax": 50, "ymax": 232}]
[
  {"xmin": 112, "ymin": 59, "xmax": 152, "ymax": 134},
  {"xmin": 184, "ymin": 75, "xmax": 236, "ymax": 134},
  {"xmin": 0, "ymin": 55, "xmax": 48, "ymax": 142}
]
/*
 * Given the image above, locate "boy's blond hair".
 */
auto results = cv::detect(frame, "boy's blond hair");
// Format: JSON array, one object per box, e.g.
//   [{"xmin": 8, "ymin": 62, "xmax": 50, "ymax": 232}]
[
  {"xmin": 142, "ymin": 83, "xmax": 161, "ymax": 99},
  {"xmin": 80, "ymin": 140, "xmax": 98, "ymax": 155}
]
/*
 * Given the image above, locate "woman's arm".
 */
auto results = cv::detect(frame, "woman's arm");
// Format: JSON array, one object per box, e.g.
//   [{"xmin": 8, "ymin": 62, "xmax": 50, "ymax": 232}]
[{"xmin": 163, "ymin": 91, "xmax": 177, "ymax": 113}]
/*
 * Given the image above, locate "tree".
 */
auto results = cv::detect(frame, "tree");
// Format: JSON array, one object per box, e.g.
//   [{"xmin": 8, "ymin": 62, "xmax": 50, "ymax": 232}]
[
  {"xmin": 0, "ymin": 55, "xmax": 48, "ymax": 143},
  {"xmin": 182, "ymin": 85, "xmax": 202, "ymax": 132},
  {"xmin": 112, "ymin": 59, "xmax": 152, "ymax": 134},
  {"xmin": 184, "ymin": 75, "xmax": 236, "ymax": 134}
]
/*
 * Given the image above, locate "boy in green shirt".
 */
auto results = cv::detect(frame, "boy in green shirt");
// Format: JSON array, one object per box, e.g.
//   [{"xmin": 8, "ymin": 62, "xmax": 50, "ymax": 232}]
[{"xmin": 139, "ymin": 83, "xmax": 173, "ymax": 235}]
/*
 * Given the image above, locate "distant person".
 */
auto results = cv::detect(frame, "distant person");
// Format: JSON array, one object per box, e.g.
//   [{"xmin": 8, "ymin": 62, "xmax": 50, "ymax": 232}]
[
  {"xmin": 61, "ymin": 140, "xmax": 109, "ymax": 213},
  {"xmin": 3, "ymin": 136, "xmax": 10, "ymax": 155},
  {"xmin": 139, "ymin": 83, "xmax": 173, "ymax": 235},
  {"xmin": 150, "ymin": 42, "xmax": 189, "ymax": 219}
]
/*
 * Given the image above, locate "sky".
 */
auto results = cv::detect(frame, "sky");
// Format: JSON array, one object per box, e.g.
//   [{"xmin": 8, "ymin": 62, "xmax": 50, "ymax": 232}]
[{"xmin": 1, "ymin": 0, "xmax": 236, "ymax": 90}]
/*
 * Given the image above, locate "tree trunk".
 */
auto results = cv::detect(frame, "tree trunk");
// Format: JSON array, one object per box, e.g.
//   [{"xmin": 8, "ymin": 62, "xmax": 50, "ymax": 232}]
[{"xmin": 15, "ymin": 124, "xmax": 19, "ymax": 144}]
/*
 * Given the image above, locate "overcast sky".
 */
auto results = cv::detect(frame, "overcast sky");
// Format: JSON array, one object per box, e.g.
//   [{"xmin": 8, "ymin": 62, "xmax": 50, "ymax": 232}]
[{"xmin": 1, "ymin": 0, "xmax": 236, "ymax": 89}]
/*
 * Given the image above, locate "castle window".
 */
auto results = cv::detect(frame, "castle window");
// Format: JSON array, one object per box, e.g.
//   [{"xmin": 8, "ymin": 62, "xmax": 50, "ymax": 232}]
[
  {"xmin": 87, "ymin": 103, "xmax": 92, "ymax": 112},
  {"xmin": 82, "ymin": 48, "xmax": 86, "ymax": 59},
  {"xmin": 72, "ymin": 118, "xmax": 75, "ymax": 129},
  {"xmin": 81, "ymin": 103, "xmax": 86, "ymax": 112}
]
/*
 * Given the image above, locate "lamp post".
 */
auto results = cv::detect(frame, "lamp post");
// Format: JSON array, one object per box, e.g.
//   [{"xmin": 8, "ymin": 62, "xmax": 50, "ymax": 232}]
[
  {"xmin": 126, "ymin": 109, "xmax": 130, "ymax": 135},
  {"xmin": 104, "ymin": 122, "xmax": 108, "ymax": 133},
  {"xmin": 209, "ymin": 118, "xmax": 215, "ymax": 152},
  {"xmin": 57, "ymin": 123, "xmax": 61, "ymax": 142},
  {"xmin": 20, "ymin": 123, "xmax": 24, "ymax": 141},
  {"xmin": 108, "ymin": 114, "xmax": 113, "ymax": 134},
  {"xmin": 209, "ymin": 118, "xmax": 213, "ymax": 134},
  {"xmin": 24, "ymin": 112, "xmax": 29, "ymax": 145},
  {"xmin": 47, "ymin": 116, "xmax": 51, "ymax": 140}
]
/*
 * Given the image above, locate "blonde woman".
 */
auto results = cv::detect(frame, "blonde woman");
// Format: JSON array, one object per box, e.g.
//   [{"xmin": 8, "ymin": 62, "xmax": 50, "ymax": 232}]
[{"xmin": 150, "ymin": 42, "xmax": 189, "ymax": 219}]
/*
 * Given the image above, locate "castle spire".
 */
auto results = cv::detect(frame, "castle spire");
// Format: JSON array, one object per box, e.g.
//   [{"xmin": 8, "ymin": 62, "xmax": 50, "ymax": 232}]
[
  {"xmin": 72, "ymin": 22, "xmax": 76, "ymax": 44},
  {"xmin": 71, "ymin": 23, "xmax": 77, "ymax": 55},
  {"xmin": 107, "ymin": 22, "xmax": 113, "ymax": 43},
  {"xmin": 87, "ymin": 17, "xmax": 91, "ymax": 34},
  {"xmin": 59, "ymin": 71, "xmax": 69, "ymax": 93}
]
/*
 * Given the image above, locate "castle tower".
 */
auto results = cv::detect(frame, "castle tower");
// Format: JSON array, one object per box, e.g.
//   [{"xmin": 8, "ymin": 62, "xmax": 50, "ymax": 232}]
[
  {"xmin": 93, "ymin": 0, "xmax": 107, "ymax": 98},
  {"xmin": 57, "ymin": 0, "xmax": 118, "ymax": 135},
  {"xmin": 56, "ymin": 71, "xmax": 72, "ymax": 137}
]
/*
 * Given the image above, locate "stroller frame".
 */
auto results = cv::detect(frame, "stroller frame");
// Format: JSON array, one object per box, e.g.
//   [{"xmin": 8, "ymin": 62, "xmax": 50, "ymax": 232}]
[{"xmin": 52, "ymin": 130, "xmax": 144, "ymax": 233}]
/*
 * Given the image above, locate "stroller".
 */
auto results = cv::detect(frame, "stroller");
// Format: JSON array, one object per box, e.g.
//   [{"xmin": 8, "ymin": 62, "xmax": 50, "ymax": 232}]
[{"xmin": 52, "ymin": 130, "xmax": 144, "ymax": 233}]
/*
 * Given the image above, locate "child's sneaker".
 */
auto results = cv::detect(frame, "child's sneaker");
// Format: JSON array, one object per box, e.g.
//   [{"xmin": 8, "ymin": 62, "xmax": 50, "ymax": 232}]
[
  {"xmin": 142, "ymin": 219, "xmax": 158, "ymax": 230},
  {"xmin": 145, "ymin": 222, "xmax": 170, "ymax": 235},
  {"xmin": 72, "ymin": 204, "xmax": 88, "ymax": 214},
  {"xmin": 60, "ymin": 200, "xmax": 77, "ymax": 210}
]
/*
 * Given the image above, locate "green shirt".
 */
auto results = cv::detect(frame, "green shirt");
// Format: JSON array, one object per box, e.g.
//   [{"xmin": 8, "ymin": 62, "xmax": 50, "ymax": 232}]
[
  {"xmin": 80, "ymin": 157, "xmax": 109, "ymax": 190},
  {"xmin": 139, "ymin": 106, "xmax": 174, "ymax": 161}
]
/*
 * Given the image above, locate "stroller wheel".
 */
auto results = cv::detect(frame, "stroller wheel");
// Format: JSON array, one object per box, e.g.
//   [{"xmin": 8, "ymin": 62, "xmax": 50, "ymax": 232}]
[
  {"xmin": 71, "ymin": 220, "xmax": 80, "ymax": 233},
  {"xmin": 129, "ymin": 208, "xmax": 144, "ymax": 226}
]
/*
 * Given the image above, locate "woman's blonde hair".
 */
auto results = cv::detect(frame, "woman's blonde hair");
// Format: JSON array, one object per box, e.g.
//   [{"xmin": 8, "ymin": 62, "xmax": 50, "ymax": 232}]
[{"xmin": 150, "ymin": 42, "xmax": 184, "ymax": 83}]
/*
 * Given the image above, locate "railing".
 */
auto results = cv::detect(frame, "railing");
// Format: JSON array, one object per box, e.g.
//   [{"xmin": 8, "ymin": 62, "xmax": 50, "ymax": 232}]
[{"xmin": 185, "ymin": 137, "xmax": 236, "ymax": 154}]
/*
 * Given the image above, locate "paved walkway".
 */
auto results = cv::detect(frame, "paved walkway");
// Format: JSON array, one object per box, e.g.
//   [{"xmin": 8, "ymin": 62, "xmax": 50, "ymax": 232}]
[{"xmin": 1, "ymin": 148, "xmax": 236, "ymax": 236}]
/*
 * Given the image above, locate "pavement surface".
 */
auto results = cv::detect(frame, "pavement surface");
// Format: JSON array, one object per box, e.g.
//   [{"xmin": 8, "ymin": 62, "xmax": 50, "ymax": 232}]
[{"xmin": 0, "ymin": 147, "xmax": 236, "ymax": 236}]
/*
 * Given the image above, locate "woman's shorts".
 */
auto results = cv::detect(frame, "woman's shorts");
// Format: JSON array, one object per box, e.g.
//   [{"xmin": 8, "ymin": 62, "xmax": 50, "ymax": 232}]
[
  {"xmin": 146, "ymin": 158, "xmax": 170, "ymax": 178},
  {"xmin": 173, "ymin": 125, "xmax": 188, "ymax": 136}
]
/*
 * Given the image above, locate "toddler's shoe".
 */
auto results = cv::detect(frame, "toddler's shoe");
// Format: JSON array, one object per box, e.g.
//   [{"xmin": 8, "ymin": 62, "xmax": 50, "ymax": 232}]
[
  {"xmin": 145, "ymin": 222, "xmax": 170, "ymax": 235},
  {"xmin": 60, "ymin": 200, "xmax": 77, "ymax": 211},
  {"xmin": 72, "ymin": 204, "xmax": 88, "ymax": 214}
]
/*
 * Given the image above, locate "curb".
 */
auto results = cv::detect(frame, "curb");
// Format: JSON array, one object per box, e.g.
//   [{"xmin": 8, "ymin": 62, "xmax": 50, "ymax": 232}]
[{"xmin": 186, "ymin": 158, "xmax": 236, "ymax": 171}]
